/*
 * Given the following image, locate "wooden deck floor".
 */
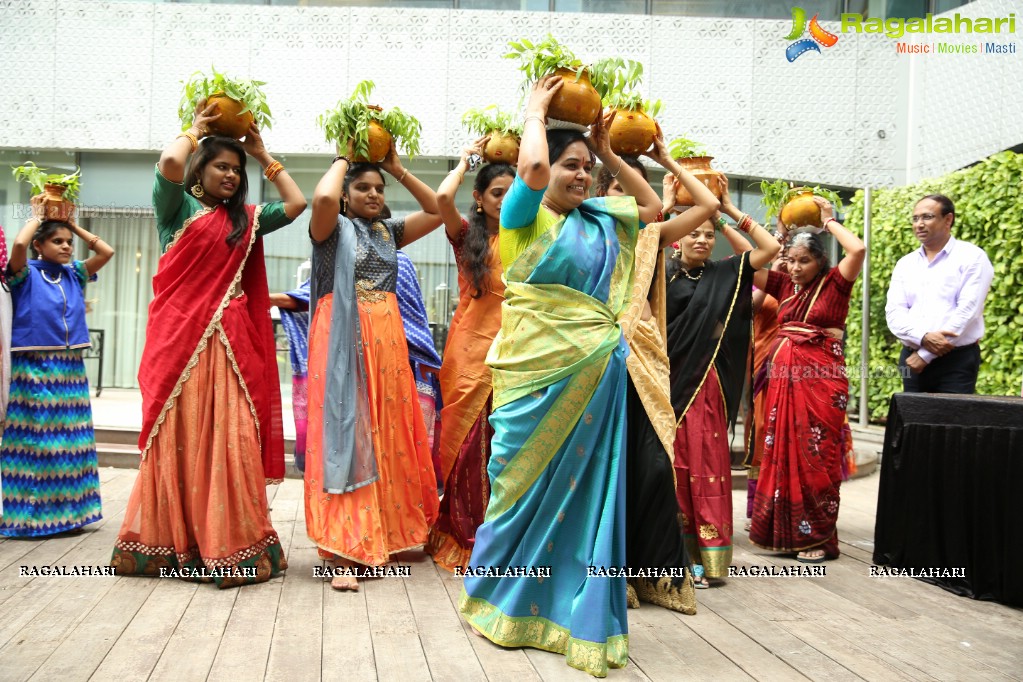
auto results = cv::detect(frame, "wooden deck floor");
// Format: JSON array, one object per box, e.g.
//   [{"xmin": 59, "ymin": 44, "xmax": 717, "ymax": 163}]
[{"xmin": 1, "ymin": 468, "xmax": 1021, "ymax": 682}]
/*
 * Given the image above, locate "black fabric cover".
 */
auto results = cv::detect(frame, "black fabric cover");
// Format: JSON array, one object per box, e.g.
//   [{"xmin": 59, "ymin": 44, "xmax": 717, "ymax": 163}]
[{"xmin": 874, "ymin": 393, "xmax": 1023, "ymax": 606}]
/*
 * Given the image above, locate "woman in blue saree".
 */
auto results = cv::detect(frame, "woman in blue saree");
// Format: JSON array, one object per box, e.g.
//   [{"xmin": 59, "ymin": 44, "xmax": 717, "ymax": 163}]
[{"xmin": 458, "ymin": 75, "xmax": 662, "ymax": 678}]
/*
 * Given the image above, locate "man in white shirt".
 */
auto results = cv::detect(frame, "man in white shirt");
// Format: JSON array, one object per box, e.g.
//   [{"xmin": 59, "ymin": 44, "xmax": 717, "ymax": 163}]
[{"xmin": 885, "ymin": 194, "xmax": 993, "ymax": 394}]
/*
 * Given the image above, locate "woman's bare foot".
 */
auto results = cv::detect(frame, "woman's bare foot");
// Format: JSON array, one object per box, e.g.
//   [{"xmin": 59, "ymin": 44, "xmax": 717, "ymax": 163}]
[
  {"xmin": 329, "ymin": 558, "xmax": 360, "ymax": 591},
  {"xmin": 796, "ymin": 549, "xmax": 827, "ymax": 564}
]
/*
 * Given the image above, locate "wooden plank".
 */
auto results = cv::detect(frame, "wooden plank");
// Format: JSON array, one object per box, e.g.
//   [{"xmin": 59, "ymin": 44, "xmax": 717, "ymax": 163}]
[
  {"xmin": 88, "ymin": 580, "xmax": 199, "ymax": 680},
  {"xmin": 401, "ymin": 552, "xmax": 487, "ymax": 682},
  {"xmin": 779, "ymin": 620, "xmax": 927, "ymax": 682},
  {"xmin": 26, "ymin": 577, "xmax": 157, "ymax": 681},
  {"xmin": 147, "ymin": 584, "xmax": 238, "ymax": 681},
  {"xmin": 263, "ymin": 479, "xmax": 323, "ymax": 682},
  {"xmin": 320, "ymin": 579, "xmax": 376, "ymax": 682},
  {"xmin": 624, "ymin": 615, "xmax": 704, "ymax": 682},
  {"xmin": 437, "ymin": 567, "xmax": 541, "ymax": 681},
  {"xmin": 364, "ymin": 568, "xmax": 431, "ymax": 680}
]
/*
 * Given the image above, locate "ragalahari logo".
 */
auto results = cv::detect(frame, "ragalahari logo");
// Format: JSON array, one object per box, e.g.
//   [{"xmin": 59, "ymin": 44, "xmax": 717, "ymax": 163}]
[{"xmin": 785, "ymin": 7, "xmax": 839, "ymax": 61}]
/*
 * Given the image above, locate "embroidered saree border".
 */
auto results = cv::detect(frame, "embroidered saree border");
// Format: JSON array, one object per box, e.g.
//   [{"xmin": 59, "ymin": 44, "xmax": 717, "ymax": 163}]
[
  {"xmin": 140, "ymin": 205, "xmax": 264, "ymax": 461},
  {"xmin": 459, "ymin": 591, "xmax": 628, "ymax": 678}
]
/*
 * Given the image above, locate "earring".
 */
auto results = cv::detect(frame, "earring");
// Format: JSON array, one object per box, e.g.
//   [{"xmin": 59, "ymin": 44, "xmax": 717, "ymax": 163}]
[
  {"xmin": 476, "ymin": 201, "xmax": 483, "ymax": 214},
  {"xmin": 341, "ymin": 197, "xmax": 348, "ymax": 214},
  {"xmin": 190, "ymin": 183, "xmax": 205, "ymax": 199}
]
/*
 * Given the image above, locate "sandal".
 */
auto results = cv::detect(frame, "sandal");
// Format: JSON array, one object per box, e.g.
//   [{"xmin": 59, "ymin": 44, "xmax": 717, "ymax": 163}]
[
  {"xmin": 796, "ymin": 549, "xmax": 828, "ymax": 564},
  {"xmin": 691, "ymin": 564, "xmax": 710, "ymax": 589}
]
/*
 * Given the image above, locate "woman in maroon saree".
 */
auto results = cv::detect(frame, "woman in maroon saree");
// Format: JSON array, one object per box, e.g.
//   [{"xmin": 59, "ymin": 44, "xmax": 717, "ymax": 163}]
[{"xmin": 749, "ymin": 198, "xmax": 865, "ymax": 562}]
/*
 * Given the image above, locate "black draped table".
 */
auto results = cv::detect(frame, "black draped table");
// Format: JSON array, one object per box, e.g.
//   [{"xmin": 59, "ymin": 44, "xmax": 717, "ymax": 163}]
[{"xmin": 873, "ymin": 393, "xmax": 1023, "ymax": 606}]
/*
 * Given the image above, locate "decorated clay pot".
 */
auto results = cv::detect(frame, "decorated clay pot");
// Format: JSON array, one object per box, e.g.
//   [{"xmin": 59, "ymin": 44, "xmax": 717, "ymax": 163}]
[
  {"xmin": 42, "ymin": 183, "xmax": 75, "ymax": 222},
  {"xmin": 352, "ymin": 108, "xmax": 393, "ymax": 163},
  {"xmin": 547, "ymin": 67, "xmax": 602, "ymax": 127},
  {"xmin": 780, "ymin": 190, "xmax": 822, "ymax": 228},
  {"xmin": 484, "ymin": 131, "xmax": 520, "ymax": 165},
  {"xmin": 206, "ymin": 93, "xmax": 254, "ymax": 139},
  {"xmin": 674, "ymin": 156, "xmax": 724, "ymax": 207},
  {"xmin": 608, "ymin": 107, "xmax": 657, "ymax": 156}
]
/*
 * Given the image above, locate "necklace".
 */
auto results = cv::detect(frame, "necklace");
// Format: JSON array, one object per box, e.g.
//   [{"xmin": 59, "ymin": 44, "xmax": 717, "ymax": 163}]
[
  {"xmin": 681, "ymin": 267, "xmax": 703, "ymax": 281},
  {"xmin": 41, "ymin": 270, "xmax": 63, "ymax": 285}
]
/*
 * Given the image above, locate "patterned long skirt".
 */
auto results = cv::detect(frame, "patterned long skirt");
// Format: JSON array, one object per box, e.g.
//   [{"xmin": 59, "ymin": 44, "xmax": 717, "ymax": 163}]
[{"xmin": 0, "ymin": 350, "xmax": 101, "ymax": 537}]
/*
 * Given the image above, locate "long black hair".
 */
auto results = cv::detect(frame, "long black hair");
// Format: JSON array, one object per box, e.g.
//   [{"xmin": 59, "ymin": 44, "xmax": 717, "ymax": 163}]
[
  {"xmin": 186, "ymin": 136, "xmax": 249, "ymax": 246},
  {"xmin": 464, "ymin": 163, "xmax": 515, "ymax": 298},
  {"xmin": 30, "ymin": 220, "xmax": 73, "ymax": 258},
  {"xmin": 594, "ymin": 155, "xmax": 646, "ymax": 197},
  {"xmin": 546, "ymin": 129, "xmax": 592, "ymax": 166}
]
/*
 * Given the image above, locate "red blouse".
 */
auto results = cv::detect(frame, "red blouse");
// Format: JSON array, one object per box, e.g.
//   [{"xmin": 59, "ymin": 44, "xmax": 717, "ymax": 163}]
[{"xmin": 765, "ymin": 267, "xmax": 855, "ymax": 330}]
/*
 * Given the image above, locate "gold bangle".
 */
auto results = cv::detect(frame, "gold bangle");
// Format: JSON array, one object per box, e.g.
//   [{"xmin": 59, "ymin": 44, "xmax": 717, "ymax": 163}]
[
  {"xmin": 523, "ymin": 114, "xmax": 546, "ymax": 127},
  {"xmin": 609, "ymin": 157, "xmax": 624, "ymax": 178},
  {"xmin": 398, "ymin": 168, "xmax": 409, "ymax": 183},
  {"xmin": 264, "ymin": 160, "xmax": 284, "ymax": 182},
  {"xmin": 176, "ymin": 132, "xmax": 198, "ymax": 153}
]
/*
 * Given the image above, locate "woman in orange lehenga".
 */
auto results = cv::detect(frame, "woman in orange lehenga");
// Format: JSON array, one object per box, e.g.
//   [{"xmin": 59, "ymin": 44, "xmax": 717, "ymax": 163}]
[
  {"xmin": 426, "ymin": 139, "xmax": 514, "ymax": 571},
  {"xmin": 111, "ymin": 102, "xmax": 306, "ymax": 586},
  {"xmin": 305, "ymin": 141, "xmax": 442, "ymax": 590}
]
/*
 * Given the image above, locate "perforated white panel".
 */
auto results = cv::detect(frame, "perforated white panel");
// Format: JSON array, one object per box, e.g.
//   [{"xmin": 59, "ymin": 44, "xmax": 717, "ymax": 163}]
[{"xmin": 4, "ymin": 0, "xmax": 1014, "ymax": 188}]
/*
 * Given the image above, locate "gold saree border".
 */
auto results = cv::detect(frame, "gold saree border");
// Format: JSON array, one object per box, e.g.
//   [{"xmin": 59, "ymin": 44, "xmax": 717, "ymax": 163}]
[
  {"xmin": 164, "ymin": 206, "xmax": 214, "ymax": 255},
  {"xmin": 676, "ymin": 251, "xmax": 750, "ymax": 427},
  {"xmin": 140, "ymin": 205, "xmax": 264, "ymax": 461},
  {"xmin": 459, "ymin": 591, "xmax": 628, "ymax": 678},
  {"xmin": 484, "ymin": 354, "xmax": 610, "ymax": 522}
]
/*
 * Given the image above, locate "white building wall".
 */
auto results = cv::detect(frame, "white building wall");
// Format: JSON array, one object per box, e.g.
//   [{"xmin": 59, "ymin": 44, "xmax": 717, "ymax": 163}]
[{"xmin": 1, "ymin": 0, "xmax": 906, "ymax": 188}]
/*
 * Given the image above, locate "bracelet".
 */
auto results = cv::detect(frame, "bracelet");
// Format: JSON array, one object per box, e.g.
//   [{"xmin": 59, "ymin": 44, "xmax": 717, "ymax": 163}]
[
  {"xmin": 398, "ymin": 168, "xmax": 409, "ymax": 183},
  {"xmin": 88, "ymin": 236, "xmax": 100, "ymax": 250},
  {"xmin": 332, "ymin": 155, "xmax": 350, "ymax": 167},
  {"xmin": 736, "ymin": 214, "xmax": 754, "ymax": 234},
  {"xmin": 716, "ymin": 216, "xmax": 728, "ymax": 230},
  {"xmin": 822, "ymin": 218, "xmax": 838, "ymax": 233},
  {"xmin": 523, "ymin": 114, "xmax": 546, "ymax": 127},
  {"xmin": 176, "ymin": 132, "xmax": 198, "ymax": 154},
  {"xmin": 448, "ymin": 169, "xmax": 465, "ymax": 182},
  {"xmin": 609, "ymin": 157, "xmax": 624, "ymax": 178},
  {"xmin": 655, "ymin": 211, "xmax": 664, "ymax": 223},
  {"xmin": 264, "ymin": 160, "xmax": 284, "ymax": 182}
]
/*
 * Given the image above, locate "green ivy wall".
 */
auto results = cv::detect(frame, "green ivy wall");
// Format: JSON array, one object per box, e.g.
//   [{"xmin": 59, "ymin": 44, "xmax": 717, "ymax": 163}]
[{"xmin": 843, "ymin": 151, "xmax": 1023, "ymax": 422}]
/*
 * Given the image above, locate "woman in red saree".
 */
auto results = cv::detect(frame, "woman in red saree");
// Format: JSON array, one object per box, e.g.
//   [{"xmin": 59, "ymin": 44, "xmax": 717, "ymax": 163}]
[
  {"xmin": 111, "ymin": 101, "xmax": 306, "ymax": 586},
  {"xmin": 427, "ymin": 139, "xmax": 515, "ymax": 572},
  {"xmin": 749, "ymin": 199, "xmax": 865, "ymax": 562}
]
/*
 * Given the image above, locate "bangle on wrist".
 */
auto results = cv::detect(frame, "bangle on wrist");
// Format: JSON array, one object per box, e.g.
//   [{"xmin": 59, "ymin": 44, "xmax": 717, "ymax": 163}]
[
  {"xmin": 609, "ymin": 156, "xmax": 624, "ymax": 178},
  {"xmin": 523, "ymin": 114, "xmax": 546, "ymax": 127},
  {"xmin": 264, "ymin": 160, "xmax": 284, "ymax": 182},
  {"xmin": 736, "ymin": 213, "xmax": 754, "ymax": 233},
  {"xmin": 332, "ymin": 155, "xmax": 350, "ymax": 167},
  {"xmin": 716, "ymin": 216, "xmax": 728, "ymax": 230},
  {"xmin": 822, "ymin": 217, "xmax": 838, "ymax": 233},
  {"xmin": 176, "ymin": 132, "xmax": 198, "ymax": 154},
  {"xmin": 398, "ymin": 168, "xmax": 409, "ymax": 183}
]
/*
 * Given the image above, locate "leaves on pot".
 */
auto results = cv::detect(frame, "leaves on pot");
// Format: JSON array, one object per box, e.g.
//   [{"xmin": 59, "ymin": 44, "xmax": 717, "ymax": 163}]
[
  {"xmin": 759, "ymin": 179, "xmax": 844, "ymax": 225},
  {"xmin": 319, "ymin": 80, "xmax": 423, "ymax": 159},
  {"xmin": 505, "ymin": 34, "xmax": 585, "ymax": 87},
  {"xmin": 178, "ymin": 66, "xmax": 273, "ymax": 131},
  {"xmin": 461, "ymin": 106, "xmax": 522, "ymax": 138},
  {"xmin": 589, "ymin": 56, "xmax": 644, "ymax": 101},
  {"xmin": 667, "ymin": 136, "xmax": 708, "ymax": 161},
  {"xmin": 12, "ymin": 162, "xmax": 81, "ymax": 201}
]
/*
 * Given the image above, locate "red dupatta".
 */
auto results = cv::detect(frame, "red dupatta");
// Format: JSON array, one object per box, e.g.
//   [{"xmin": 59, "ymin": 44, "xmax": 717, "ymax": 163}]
[{"xmin": 137, "ymin": 205, "xmax": 284, "ymax": 482}]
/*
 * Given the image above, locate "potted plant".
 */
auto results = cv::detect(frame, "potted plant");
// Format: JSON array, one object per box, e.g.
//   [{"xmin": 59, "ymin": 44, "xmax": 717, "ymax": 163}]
[
  {"xmin": 462, "ymin": 106, "xmax": 522, "ymax": 164},
  {"xmin": 12, "ymin": 162, "xmax": 81, "ymax": 222},
  {"xmin": 667, "ymin": 136, "xmax": 723, "ymax": 207},
  {"xmin": 319, "ymin": 80, "xmax": 423, "ymax": 162},
  {"xmin": 760, "ymin": 179, "xmax": 843, "ymax": 229},
  {"xmin": 604, "ymin": 94, "xmax": 661, "ymax": 156},
  {"xmin": 505, "ymin": 35, "xmax": 643, "ymax": 129},
  {"xmin": 178, "ymin": 67, "xmax": 273, "ymax": 139}
]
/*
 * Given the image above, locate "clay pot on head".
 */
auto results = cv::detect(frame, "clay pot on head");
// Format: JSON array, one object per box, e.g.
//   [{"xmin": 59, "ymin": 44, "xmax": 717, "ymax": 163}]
[
  {"xmin": 206, "ymin": 93, "xmax": 254, "ymax": 139},
  {"xmin": 484, "ymin": 131, "xmax": 520, "ymax": 165},
  {"xmin": 353, "ymin": 107, "xmax": 393, "ymax": 163},
  {"xmin": 42, "ymin": 183, "xmax": 75, "ymax": 223},
  {"xmin": 608, "ymin": 107, "xmax": 657, "ymax": 156},
  {"xmin": 547, "ymin": 67, "xmax": 602, "ymax": 127},
  {"xmin": 674, "ymin": 156, "xmax": 724, "ymax": 208},
  {"xmin": 779, "ymin": 190, "xmax": 822, "ymax": 228}
]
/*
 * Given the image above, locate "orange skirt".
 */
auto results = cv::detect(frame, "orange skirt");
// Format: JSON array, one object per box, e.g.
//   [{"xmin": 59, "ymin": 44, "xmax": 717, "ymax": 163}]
[
  {"xmin": 111, "ymin": 324, "xmax": 287, "ymax": 587},
  {"xmin": 304, "ymin": 293, "xmax": 440, "ymax": 566}
]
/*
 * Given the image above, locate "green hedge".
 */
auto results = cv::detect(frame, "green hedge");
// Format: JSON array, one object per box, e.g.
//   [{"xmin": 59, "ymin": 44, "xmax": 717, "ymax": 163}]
[{"xmin": 843, "ymin": 150, "xmax": 1023, "ymax": 422}]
